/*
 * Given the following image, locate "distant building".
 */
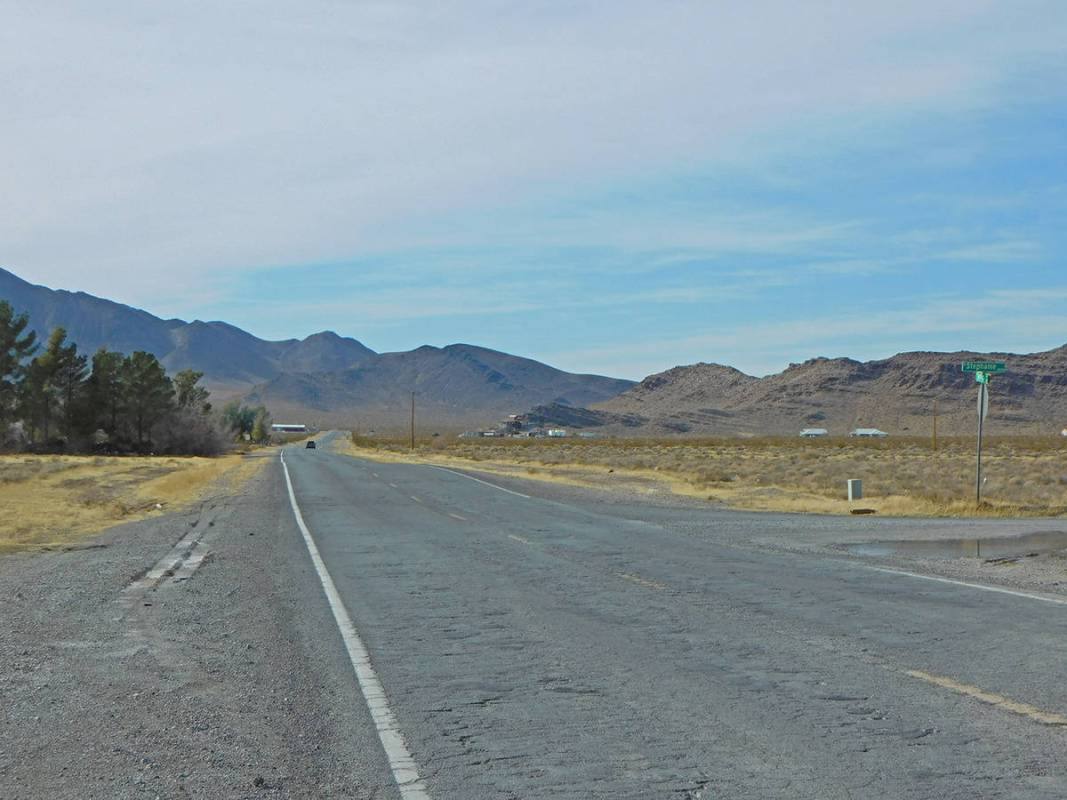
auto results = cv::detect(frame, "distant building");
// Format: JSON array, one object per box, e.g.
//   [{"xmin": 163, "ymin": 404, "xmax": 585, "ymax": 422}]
[
  {"xmin": 1061, "ymin": 428, "xmax": 1067, "ymax": 438},
  {"xmin": 547, "ymin": 429, "xmax": 568, "ymax": 438},
  {"xmin": 849, "ymin": 428, "xmax": 888, "ymax": 438},
  {"xmin": 271, "ymin": 423, "xmax": 307, "ymax": 433},
  {"xmin": 799, "ymin": 428, "xmax": 828, "ymax": 438}
]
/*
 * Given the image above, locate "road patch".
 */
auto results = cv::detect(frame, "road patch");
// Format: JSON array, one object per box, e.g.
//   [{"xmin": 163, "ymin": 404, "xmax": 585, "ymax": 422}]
[{"xmin": 615, "ymin": 572, "xmax": 668, "ymax": 591}]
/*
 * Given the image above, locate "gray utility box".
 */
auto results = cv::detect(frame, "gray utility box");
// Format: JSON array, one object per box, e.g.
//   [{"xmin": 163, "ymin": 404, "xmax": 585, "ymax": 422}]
[{"xmin": 847, "ymin": 479, "xmax": 863, "ymax": 502}]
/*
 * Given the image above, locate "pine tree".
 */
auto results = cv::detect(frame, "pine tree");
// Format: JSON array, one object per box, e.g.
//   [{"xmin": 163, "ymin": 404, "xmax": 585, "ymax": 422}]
[
  {"xmin": 86, "ymin": 348, "xmax": 125, "ymax": 437},
  {"xmin": 17, "ymin": 358, "xmax": 50, "ymax": 442},
  {"xmin": 0, "ymin": 300, "xmax": 38, "ymax": 428},
  {"xmin": 20, "ymin": 328, "xmax": 71, "ymax": 441},
  {"xmin": 121, "ymin": 351, "xmax": 174, "ymax": 449},
  {"xmin": 51, "ymin": 333, "xmax": 89, "ymax": 441}
]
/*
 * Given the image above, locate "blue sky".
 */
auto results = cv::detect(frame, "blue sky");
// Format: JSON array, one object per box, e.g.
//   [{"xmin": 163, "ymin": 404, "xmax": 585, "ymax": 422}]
[{"xmin": 3, "ymin": 2, "xmax": 1066, "ymax": 378}]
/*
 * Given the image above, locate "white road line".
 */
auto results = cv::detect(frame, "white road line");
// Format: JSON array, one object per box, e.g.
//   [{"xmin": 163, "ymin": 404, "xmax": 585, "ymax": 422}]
[
  {"xmin": 863, "ymin": 565, "xmax": 1067, "ymax": 606},
  {"xmin": 448, "ymin": 513, "xmax": 467, "ymax": 522},
  {"xmin": 410, "ymin": 495, "xmax": 423, "ymax": 504},
  {"xmin": 123, "ymin": 537, "xmax": 196, "ymax": 594},
  {"xmin": 280, "ymin": 451, "xmax": 430, "ymax": 800},
  {"xmin": 169, "ymin": 541, "xmax": 211, "ymax": 584},
  {"xmin": 372, "ymin": 472, "xmax": 379, "ymax": 478},
  {"xmin": 508, "ymin": 534, "xmax": 531, "ymax": 545},
  {"xmin": 429, "ymin": 466, "xmax": 530, "ymax": 499},
  {"xmin": 389, "ymin": 482, "xmax": 399, "ymax": 489}
]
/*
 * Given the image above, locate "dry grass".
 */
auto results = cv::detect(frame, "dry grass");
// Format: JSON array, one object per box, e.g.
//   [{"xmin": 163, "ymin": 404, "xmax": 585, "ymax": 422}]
[
  {"xmin": 342, "ymin": 434, "xmax": 1067, "ymax": 517},
  {"xmin": 0, "ymin": 452, "xmax": 268, "ymax": 553}
]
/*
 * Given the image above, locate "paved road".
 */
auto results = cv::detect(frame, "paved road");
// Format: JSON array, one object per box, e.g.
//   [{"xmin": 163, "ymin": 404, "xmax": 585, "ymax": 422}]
[
  {"xmin": 5, "ymin": 439, "xmax": 1067, "ymax": 798},
  {"xmin": 278, "ymin": 439, "xmax": 1067, "ymax": 799}
]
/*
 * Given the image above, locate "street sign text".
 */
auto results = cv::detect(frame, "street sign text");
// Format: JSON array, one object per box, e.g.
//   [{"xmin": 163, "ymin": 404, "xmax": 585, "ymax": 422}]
[{"xmin": 962, "ymin": 361, "xmax": 1006, "ymax": 373}]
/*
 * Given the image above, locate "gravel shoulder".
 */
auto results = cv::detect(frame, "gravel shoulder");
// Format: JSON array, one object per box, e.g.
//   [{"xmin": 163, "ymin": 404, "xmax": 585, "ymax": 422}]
[{"xmin": 0, "ymin": 452, "xmax": 396, "ymax": 800}]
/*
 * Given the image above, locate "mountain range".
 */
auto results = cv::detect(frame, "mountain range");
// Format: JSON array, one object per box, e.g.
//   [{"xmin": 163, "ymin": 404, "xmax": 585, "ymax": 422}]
[
  {"xmin": 529, "ymin": 348, "xmax": 1067, "ymax": 436},
  {"xmin": 5, "ymin": 266, "xmax": 1066, "ymax": 435},
  {"xmin": 0, "ymin": 267, "xmax": 632, "ymax": 427}
]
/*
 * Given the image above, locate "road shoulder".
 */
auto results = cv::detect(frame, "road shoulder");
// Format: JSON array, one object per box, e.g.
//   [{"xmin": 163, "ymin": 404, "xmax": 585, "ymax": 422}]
[{"xmin": 0, "ymin": 457, "xmax": 397, "ymax": 799}]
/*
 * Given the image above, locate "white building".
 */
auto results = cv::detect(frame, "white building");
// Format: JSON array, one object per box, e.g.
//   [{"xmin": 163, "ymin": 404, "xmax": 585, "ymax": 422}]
[
  {"xmin": 271, "ymin": 423, "xmax": 308, "ymax": 433},
  {"xmin": 799, "ymin": 428, "xmax": 828, "ymax": 438},
  {"xmin": 849, "ymin": 428, "xmax": 888, "ymax": 438},
  {"xmin": 547, "ymin": 429, "xmax": 568, "ymax": 438}
]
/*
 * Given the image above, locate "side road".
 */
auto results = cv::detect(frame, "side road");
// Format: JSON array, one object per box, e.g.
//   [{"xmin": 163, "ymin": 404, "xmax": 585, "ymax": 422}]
[{"xmin": 0, "ymin": 453, "xmax": 397, "ymax": 800}]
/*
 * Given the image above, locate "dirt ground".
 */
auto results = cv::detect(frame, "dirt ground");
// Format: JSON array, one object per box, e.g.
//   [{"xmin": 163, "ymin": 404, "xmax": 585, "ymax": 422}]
[{"xmin": 339, "ymin": 434, "xmax": 1067, "ymax": 518}]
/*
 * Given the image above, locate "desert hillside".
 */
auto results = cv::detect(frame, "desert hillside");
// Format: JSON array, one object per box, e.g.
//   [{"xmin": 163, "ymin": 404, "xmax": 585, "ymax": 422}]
[{"xmin": 528, "ymin": 347, "xmax": 1067, "ymax": 436}]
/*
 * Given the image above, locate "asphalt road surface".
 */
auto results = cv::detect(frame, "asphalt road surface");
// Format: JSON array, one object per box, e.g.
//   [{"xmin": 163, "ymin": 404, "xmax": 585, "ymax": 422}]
[{"xmin": 6, "ymin": 436, "xmax": 1067, "ymax": 798}]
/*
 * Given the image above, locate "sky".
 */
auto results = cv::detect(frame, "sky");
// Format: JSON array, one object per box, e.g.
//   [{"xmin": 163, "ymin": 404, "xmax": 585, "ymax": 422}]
[{"xmin": 2, "ymin": 1, "xmax": 1066, "ymax": 379}]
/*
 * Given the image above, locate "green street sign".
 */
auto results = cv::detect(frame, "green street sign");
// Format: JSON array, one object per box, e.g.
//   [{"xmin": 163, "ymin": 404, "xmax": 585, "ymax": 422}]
[
  {"xmin": 962, "ymin": 360, "xmax": 1006, "ymax": 373},
  {"xmin": 975, "ymin": 371, "xmax": 989, "ymax": 384}
]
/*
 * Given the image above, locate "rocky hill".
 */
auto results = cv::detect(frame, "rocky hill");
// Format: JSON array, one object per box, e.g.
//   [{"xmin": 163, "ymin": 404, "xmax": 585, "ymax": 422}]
[
  {"xmin": 530, "ymin": 348, "xmax": 1067, "ymax": 436},
  {"xmin": 0, "ymin": 267, "xmax": 632, "ymax": 425}
]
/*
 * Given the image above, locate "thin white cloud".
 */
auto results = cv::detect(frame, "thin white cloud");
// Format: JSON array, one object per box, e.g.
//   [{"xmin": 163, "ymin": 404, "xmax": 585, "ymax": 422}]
[
  {"xmin": 3, "ymin": 1, "xmax": 1065, "ymax": 306},
  {"xmin": 935, "ymin": 240, "xmax": 1043, "ymax": 262},
  {"xmin": 547, "ymin": 285, "xmax": 1067, "ymax": 378}
]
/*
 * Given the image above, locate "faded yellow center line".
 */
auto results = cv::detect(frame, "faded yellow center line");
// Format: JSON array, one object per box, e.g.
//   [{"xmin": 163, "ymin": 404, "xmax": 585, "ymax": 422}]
[
  {"xmin": 905, "ymin": 669, "xmax": 1067, "ymax": 726},
  {"xmin": 615, "ymin": 572, "xmax": 668, "ymax": 591},
  {"xmin": 508, "ymin": 534, "xmax": 531, "ymax": 545}
]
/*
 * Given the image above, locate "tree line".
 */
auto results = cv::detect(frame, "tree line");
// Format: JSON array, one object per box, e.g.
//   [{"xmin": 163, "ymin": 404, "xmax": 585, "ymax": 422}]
[{"xmin": 1, "ymin": 300, "xmax": 271, "ymax": 454}]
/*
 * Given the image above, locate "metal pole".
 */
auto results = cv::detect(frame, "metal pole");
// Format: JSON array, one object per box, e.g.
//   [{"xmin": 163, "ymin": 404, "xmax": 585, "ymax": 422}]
[
  {"xmin": 410, "ymin": 391, "xmax": 416, "ymax": 451},
  {"xmin": 975, "ymin": 381, "xmax": 986, "ymax": 506},
  {"xmin": 932, "ymin": 398, "xmax": 938, "ymax": 452}
]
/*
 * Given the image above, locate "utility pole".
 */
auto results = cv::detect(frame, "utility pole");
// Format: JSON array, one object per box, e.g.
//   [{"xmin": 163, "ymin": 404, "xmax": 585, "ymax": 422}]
[
  {"xmin": 932, "ymin": 398, "xmax": 938, "ymax": 452},
  {"xmin": 410, "ymin": 391, "xmax": 416, "ymax": 451}
]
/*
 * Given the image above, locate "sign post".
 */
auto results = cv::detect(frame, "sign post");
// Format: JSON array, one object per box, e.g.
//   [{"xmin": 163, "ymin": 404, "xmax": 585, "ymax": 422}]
[{"xmin": 961, "ymin": 361, "xmax": 1005, "ymax": 506}]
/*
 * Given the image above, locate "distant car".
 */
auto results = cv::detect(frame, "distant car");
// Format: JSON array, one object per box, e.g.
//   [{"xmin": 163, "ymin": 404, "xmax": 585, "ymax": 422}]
[{"xmin": 305, "ymin": 440, "xmax": 317, "ymax": 449}]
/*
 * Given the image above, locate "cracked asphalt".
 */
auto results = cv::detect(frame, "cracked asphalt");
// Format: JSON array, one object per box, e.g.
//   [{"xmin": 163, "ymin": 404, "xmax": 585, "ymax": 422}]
[{"xmin": 5, "ymin": 437, "xmax": 1067, "ymax": 798}]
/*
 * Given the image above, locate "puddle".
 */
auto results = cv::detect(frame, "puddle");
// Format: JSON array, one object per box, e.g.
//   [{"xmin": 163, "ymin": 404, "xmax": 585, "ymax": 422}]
[{"xmin": 841, "ymin": 530, "xmax": 1067, "ymax": 560}]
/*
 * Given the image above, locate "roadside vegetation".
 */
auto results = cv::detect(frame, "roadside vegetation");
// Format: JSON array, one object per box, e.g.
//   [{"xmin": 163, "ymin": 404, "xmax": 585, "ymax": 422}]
[
  {"xmin": 0, "ymin": 300, "xmax": 278, "ymax": 552},
  {"xmin": 1, "ymin": 300, "xmax": 271, "ymax": 454},
  {"xmin": 346, "ymin": 433, "xmax": 1067, "ymax": 517},
  {"xmin": 0, "ymin": 452, "xmax": 266, "ymax": 552}
]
